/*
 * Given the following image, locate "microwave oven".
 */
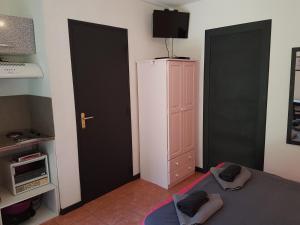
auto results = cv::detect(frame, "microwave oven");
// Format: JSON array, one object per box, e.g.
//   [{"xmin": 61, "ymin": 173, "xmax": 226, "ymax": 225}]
[{"xmin": 0, "ymin": 154, "xmax": 50, "ymax": 195}]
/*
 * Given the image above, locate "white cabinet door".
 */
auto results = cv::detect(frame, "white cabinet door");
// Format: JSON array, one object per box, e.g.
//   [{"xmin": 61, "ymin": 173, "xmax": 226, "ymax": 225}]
[
  {"xmin": 182, "ymin": 62, "xmax": 196, "ymax": 153},
  {"xmin": 168, "ymin": 61, "xmax": 197, "ymax": 158},
  {"xmin": 168, "ymin": 62, "xmax": 183, "ymax": 159}
]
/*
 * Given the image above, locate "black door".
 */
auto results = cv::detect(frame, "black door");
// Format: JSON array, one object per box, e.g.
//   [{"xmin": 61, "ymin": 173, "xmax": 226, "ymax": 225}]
[
  {"xmin": 203, "ymin": 20, "xmax": 271, "ymax": 170},
  {"xmin": 68, "ymin": 19, "xmax": 133, "ymax": 203}
]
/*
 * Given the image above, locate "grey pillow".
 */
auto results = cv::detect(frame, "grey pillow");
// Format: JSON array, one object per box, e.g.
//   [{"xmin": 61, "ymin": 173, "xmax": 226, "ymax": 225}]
[{"xmin": 173, "ymin": 193, "xmax": 223, "ymax": 225}]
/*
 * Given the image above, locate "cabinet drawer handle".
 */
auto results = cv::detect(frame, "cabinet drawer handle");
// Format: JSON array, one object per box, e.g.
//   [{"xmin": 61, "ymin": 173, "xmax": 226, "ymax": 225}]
[{"xmin": 0, "ymin": 43, "xmax": 13, "ymax": 48}]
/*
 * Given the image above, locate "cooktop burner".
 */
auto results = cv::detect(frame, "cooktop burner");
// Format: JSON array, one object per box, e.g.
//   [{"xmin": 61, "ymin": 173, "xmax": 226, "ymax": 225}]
[
  {"xmin": 6, "ymin": 130, "xmax": 42, "ymax": 143},
  {"xmin": 6, "ymin": 131, "xmax": 23, "ymax": 139}
]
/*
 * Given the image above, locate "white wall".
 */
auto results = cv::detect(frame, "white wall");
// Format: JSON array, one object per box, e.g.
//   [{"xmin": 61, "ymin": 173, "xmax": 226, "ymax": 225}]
[
  {"xmin": 40, "ymin": 0, "xmax": 165, "ymax": 209},
  {"xmin": 8, "ymin": 1, "xmax": 51, "ymax": 98},
  {"xmin": 176, "ymin": 0, "xmax": 300, "ymax": 182},
  {"xmin": 16, "ymin": 1, "xmax": 52, "ymax": 97}
]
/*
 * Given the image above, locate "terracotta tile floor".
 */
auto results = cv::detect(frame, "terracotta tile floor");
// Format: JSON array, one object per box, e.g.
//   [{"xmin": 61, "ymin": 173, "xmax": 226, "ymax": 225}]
[{"xmin": 43, "ymin": 173, "xmax": 203, "ymax": 225}]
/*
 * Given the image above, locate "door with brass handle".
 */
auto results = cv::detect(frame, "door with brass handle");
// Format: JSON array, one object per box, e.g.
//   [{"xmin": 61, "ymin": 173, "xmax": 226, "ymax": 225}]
[
  {"xmin": 69, "ymin": 20, "xmax": 133, "ymax": 203},
  {"xmin": 81, "ymin": 112, "xmax": 94, "ymax": 129}
]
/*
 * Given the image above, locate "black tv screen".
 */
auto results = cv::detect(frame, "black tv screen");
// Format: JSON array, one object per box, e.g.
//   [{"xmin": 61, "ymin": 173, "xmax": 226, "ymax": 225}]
[{"xmin": 153, "ymin": 10, "xmax": 190, "ymax": 39}]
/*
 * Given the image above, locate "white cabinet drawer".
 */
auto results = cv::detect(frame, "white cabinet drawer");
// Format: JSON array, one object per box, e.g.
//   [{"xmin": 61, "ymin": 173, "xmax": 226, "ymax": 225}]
[
  {"xmin": 169, "ymin": 154, "xmax": 195, "ymax": 185},
  {"xmin": 169, "ymin": 151, "xmax": 195, "ymax": 172}
]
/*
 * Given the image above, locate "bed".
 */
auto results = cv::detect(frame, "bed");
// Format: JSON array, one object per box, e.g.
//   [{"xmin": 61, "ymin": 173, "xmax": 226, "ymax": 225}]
[{"xmin": 143, "ymin": 163, "xmax": 300, "ymax": 225}]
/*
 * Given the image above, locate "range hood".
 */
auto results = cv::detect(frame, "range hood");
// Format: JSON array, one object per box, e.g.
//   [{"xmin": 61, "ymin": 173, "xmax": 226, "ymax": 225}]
[
  {"xmin": 0, "ymin": 14, "xmax": 43, "ymax": 78},
  {"xmin": 0, "ymin": 62, "xmax": 43, "ymax": 78}
]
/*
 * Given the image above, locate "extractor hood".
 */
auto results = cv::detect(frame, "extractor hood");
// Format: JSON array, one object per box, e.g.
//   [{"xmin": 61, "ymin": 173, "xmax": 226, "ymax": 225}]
[
  {"xmin": 0, "ymin": 62, "xmax": 43, "ymax": 78},
  {"xmin": 0, "ymin": 14, "xmax": 43, "ymax": 78},
  {"xmin": 0, "ymin": 14, "xmax": 35, "ymax": 55}
]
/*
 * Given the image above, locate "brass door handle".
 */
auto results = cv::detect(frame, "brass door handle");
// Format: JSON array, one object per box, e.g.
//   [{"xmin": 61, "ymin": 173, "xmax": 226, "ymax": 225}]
[{"xmin": 81, "ymin": 112, "xmax": 94, "ymax": 129}]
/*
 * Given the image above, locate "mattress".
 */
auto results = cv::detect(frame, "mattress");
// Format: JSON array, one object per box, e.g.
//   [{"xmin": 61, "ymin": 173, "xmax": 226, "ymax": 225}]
[{"xmin": 143, "ymin": 163, "xmax": 300, "ymax": 225}]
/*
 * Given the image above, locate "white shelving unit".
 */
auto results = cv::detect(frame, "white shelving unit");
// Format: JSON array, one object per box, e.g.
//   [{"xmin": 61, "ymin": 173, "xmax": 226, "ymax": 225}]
[
  {"xmin": 0, "ymin": 184, "xmax": 58, "ymax": 225},
  {"xmin": 0, "ymin": 184, "xmax": 56, "ymax": 209},
  {"xmin": 0, "ymin": 141, "xmax": 60, "ymax": 225}
]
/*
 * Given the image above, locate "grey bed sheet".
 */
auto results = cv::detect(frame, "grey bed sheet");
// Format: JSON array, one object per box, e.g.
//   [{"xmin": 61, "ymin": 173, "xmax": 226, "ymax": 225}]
[{"xmin": 144, "ymin": 165, "xmax": 300, "ymax": 225}]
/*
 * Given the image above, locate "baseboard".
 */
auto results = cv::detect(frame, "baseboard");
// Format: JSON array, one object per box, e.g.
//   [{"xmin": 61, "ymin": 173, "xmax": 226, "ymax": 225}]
[
  {"xmin": 195, "ymin": 167, "xmax": 208, "ymax": 173},
  {"xmin": 60, "ymin": 201, "xmax": 83, "ymax": 215},
  {"xmin": 60, "ymin": 173, "xmax": 140, "ymax": 215},
  {"xmin": 131, "ymin": 173, "xmax": 140, "ymax": 181}
]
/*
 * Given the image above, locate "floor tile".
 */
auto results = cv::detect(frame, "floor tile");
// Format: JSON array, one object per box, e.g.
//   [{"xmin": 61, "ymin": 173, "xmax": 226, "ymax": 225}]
[
  {"xmin": 72, "ymin": 215, "xmax": 108, "ymax": 225},
  {"xmin": 42, "ymin": 172, "xmax": 203, "ymax": 225},
  {"xmin": 41, "ymin": 219, "xmax": 59, "ymax": 225},
  {"xmin": 54, "ymin": 207, "xmax": 91, "ymax": 225}
]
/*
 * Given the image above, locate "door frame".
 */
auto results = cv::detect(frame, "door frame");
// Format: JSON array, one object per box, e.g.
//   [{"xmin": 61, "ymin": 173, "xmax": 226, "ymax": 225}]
[
  {"xmin": 203, "ymin": 20, "xmax": 272, "ymax": 171},
  {"xmin": 68, "ymin": 19, "xmax": 134, "ymax": 203}
]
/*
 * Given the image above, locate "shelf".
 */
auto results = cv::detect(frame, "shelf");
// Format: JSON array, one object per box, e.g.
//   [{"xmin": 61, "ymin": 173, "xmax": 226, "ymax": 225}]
[
  {"xmin": 21, "ymin": 205, "xmax": 57, "ymax": 225},
  {"xmin": 0, "ymin": 137, "xmax": 54, "ymax": 154},
  {"xmin": 0, "ymin": 183, "xmax": 56, "ymax": 209}
]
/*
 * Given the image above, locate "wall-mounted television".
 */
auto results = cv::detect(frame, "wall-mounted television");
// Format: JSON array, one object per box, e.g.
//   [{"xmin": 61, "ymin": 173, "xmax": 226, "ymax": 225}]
[{"xmin": 153, "ymin": 9, "xmax": 190, "ymax": 39}]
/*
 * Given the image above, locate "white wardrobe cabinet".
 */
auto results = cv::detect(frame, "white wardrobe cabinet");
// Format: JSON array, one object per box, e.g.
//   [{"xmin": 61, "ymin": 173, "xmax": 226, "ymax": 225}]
[{"xmin": 137, "ymin": 59, "xmax": 199, "ymax": 189}]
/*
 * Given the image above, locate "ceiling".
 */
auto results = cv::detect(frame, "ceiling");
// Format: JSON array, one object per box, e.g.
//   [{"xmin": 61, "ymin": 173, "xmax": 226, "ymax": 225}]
[{"xmin": 142, "ymin": 0, "xmax": 200, "ymax": 7}]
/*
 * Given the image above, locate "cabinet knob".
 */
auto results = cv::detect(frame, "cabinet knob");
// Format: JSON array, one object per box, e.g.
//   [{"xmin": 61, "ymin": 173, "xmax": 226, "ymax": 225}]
[
  {"xmin": 175, "ymin": 162, "xmax": 179, "ymax": 166},
  {"xmin": 175, "ymin": 174, "xmax": 179, "ymax": 177},
  {"xmin": 188, "ymin": 156, "xmax": 192, "ymax": 159}
]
